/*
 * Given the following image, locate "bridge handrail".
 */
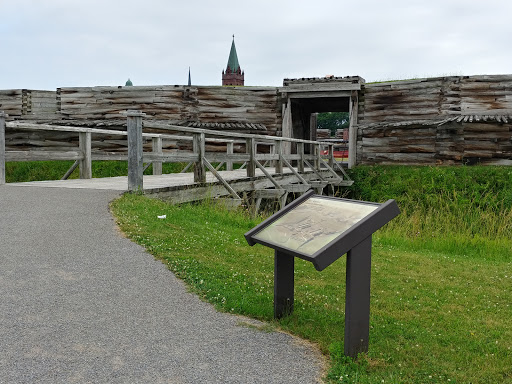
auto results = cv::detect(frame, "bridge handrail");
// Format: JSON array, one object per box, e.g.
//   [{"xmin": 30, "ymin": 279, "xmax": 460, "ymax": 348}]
[
  {"xmin": 143, "ymin": 121, "xmax": 333, "ymax": 146},
  {"xmin": 0, "ymin": 110, "xmax": 344, "ymax": 189}
]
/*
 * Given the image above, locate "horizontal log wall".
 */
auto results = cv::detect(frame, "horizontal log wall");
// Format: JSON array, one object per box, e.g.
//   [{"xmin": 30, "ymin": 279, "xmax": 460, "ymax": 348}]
[
  {"xmin": 3, "ymin": 75, "xmax": 512, "ymax": 166},
  {"xmin": 358, "ymin": 120, "xmax": 512, "ymax": 165},
  {"xmin": 0, "ymin": 90, "xmax": 23, "ymax": 119},
  {"xmin": 2, "ymin": 85, "xmax": 281, "ymax": 156},
  {"xmin": 23, "ymin": 90, "xmax": 60, "ymax": 120},
  {"xmin": 0, "ymin": 90, "xmax": 60, "ymax": 121},
  {"xmin": 57, "ymin": 85, "xmax": 282, "ymax": 135},
  {"xmin": 361, "ymin": 75, "xmax": 512, "ymax": 124},
  {"xmin": 460, "ymin": 75, "xmax": 512, "ymax": 115},
  {"xmin": 358, "ymin": 75, "xmax": 512, "ymax": 165}
]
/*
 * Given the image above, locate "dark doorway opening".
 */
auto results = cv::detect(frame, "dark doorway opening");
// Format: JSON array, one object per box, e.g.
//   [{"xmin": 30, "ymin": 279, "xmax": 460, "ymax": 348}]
[
  {"xmin": 290, "ymin": 97, "xmax": 349, "ymax": 142},
  {"xmin": 280, "ymin": 75, "xmax": 364, "ymax": 168}
]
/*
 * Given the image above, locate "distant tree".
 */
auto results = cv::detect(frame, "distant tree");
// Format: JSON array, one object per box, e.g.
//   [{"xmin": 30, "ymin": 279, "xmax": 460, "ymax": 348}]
[{"xmin": 317, "ymin": 112, "xmax": 349, "ymax": 136}]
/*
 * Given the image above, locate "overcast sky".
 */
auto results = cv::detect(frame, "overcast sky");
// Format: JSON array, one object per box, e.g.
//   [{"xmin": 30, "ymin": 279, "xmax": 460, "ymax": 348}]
[{"xmin": 1, "ymin": 0, "xmax": 511, "ymax": 90}]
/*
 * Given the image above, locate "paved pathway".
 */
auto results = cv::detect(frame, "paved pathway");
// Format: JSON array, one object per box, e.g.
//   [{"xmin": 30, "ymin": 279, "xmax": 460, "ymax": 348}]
[{"xmin": 0, "ymin": 185, "xmax": 324, "ymax": 383}]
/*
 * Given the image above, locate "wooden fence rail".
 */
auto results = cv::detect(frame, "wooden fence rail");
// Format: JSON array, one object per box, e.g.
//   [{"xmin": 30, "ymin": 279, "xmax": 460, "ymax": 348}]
[
  {"xmin": 0, "ymin": 112, "xmax": 5, "ymax": 184},
  {"xmin": 0, "ymin": 110, "xmax": 350, "ymax": 192}
]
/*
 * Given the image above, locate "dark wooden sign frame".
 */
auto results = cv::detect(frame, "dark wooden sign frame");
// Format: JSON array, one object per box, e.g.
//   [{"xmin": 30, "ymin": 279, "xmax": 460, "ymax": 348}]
[{"xmin": 245, "ymin": 190, "xmax": 400, "ymax": 357}]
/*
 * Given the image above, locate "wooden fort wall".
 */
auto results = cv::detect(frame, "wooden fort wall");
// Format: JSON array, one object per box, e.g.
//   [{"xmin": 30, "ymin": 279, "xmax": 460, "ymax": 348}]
[
  {"xmin": 2, "ymin": 75, "xmax": 512, "ymax": 165},
  {"xmin": 356, "ymin": 119, "xmax": 512, "ymax": 165},
  {"xmin": 358, "ymin": 75, "xmax": 512, "ymax": 165},
  {"xmin": 0, "ymin": 89, "xmax": 59, "ymax": 121},
  {"xmin": 56, "ymin": 85, "xmax": 282, "ymax": 135},
  {"xmin": 1, "ymin": 85, "xmax": 282, "ymax": 154},
  {"xmin": 361, "ymin": 75, "xmax": 512, "ymax": 123}
]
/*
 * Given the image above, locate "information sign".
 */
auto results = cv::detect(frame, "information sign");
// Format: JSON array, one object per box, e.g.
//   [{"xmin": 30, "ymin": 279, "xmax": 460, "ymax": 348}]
[
  {"xmin": 252, "ymin": 196, "xmax": 378, "ymax": 256},
  {"xmin": 244, "ymin": 190, "xmax": 400, "ymax": 357}
]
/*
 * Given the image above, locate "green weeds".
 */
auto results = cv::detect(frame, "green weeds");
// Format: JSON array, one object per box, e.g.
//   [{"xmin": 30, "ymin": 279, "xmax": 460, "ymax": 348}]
[
  {"xmin": 346, "ymin": 165, "xmax": 512, "ymax": 262},
  {"xmin": 5, "ymin": 160, "xmax": 188, "ymax": 183},
  {"xmin": 7, "ymin": 160, "xmax": 512, "ymax": 382},
  {"xmin": 111, "ymin": 164, "xmax": 512, "ymax": 384}
]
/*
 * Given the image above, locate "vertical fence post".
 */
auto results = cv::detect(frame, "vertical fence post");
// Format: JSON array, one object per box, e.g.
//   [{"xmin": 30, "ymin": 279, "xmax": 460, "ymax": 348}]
[
  {"xmin": 297, "ymin": 142, "xmax": 305, "ymax": 173},
  {"xmin": 193, "ymin": 132, "xmax": 206, "ymax": 183},
  {"xmin": 328, "ymin": 144, "xmax": 335, "ymax": 168},
  {"xmin": 0, "ymin": 111, "xmax": 6, "ymax": 185},
  {"xmin": 274, "ymin": 140, "xmax": 283, "ymax": 174},
  {"xmin": 348, "ymin": 92, "xmax": 358, "ymax": 169},
  {"xmin": 152, "ymin": 136, "xmax": 163, "ymax": 175},
  {"xmin": 226, "ymin": 141, "xmax": 233, "ymax": 171},
  {"xmin": 126, "ymin": 110, "xmax": 145, "ymax": 192},
  {"xmin": 314, "ymin": 143, "xmax": 321, "ymax": 171},
  {"xmin": 268, "ymin": 143, "xmax": 275, "ymax": 168},
  {"xmin": 246, "ymin": 138, "xmax": 256, "ymax": 178},
  {"xmin": 78, "ymin": 131, "xmax": 92, "ymax": 179}
]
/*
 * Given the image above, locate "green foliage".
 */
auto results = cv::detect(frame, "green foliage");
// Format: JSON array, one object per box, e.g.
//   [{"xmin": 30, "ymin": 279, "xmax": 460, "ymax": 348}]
[
  {"xmin": 345, "ymin": 165, "xmax": 512, "ymax": 261},
  {"xmin": 5, "ymin": 161, "xmax": 189, "ymax": 183},
  {"xmin": 317, "ymin": 112, "xmax": 349, "ymax": 136},
  {"xmin": 5, "ymin": 161, "xmax": 79, "ymax": 182},
  {"xmin": 8, "ymin": 161, "xmax": 511, "ymax": 382},
  {"xmin": 327, "ymin": 344, "xmax": 369, "ymax": 383},
  {"xmin": 111, "ymin": 165, "xmax": 512, "ymax": 384}
]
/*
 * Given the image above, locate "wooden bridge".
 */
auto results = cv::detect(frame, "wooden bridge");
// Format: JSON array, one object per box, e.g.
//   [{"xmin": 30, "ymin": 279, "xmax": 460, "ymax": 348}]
[{"xmin": 0, "ymin": 110, "xmax": 352, "ymax": 210}]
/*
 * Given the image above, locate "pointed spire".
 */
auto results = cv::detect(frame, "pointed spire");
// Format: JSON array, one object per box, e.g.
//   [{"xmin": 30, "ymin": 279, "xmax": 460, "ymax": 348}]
[
  {"xmin": 226, "ymin": 35, "xmax": 240, "ymax": 73},
  {"xmin": 188, "ymin": 67, "xmax": 191, "ymax": 86},
  {"xmin": 125, "ymin": 78, "xmax": 133, "ymax": 86},
  {"xmin": 222, "ymin": 35, "xmax": 244, "ymax": 86}
]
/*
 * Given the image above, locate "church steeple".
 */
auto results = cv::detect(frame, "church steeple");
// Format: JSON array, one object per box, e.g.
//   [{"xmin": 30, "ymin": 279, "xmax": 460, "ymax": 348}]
[{"xmin": 222, "ymin": 35, "xmax": 244, "ymax": 86}]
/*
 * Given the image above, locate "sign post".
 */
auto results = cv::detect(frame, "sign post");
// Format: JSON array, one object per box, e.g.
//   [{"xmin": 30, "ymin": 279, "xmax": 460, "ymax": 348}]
[
  {"xmin": 245, "ymin": 190, "xmax": 399, "ymax": 357},
  {"xmin": 274, "ymin": 250, "xmax": 294, "ymax": 319}
]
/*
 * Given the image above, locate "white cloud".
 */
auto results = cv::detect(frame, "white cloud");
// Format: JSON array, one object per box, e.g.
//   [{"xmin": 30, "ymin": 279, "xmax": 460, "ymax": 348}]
[{"xmin": 1, "ymin": 0, "xmax": 511, "ymax": 90}]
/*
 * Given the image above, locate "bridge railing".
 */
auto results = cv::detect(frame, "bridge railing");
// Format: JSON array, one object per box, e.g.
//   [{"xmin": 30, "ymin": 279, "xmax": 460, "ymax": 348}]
[{"xmin": 0, "ymin": 110, "xmax": 349, "ymax": 190}]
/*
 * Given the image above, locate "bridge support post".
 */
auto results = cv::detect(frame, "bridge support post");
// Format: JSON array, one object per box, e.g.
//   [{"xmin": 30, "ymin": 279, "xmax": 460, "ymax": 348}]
[
  {"xmin": 79, "ymin": 131, "xmax": 92, "ymax": 179},
  {"xmin": 152, "ymin": 136, "xmax": 163, "ymax": 175},
  {"xmin": 0, "ymin": 111, "xmax": 5, "ymax": 185},
  {"xmin": 274, "ymin": 140, "xmax": 283, "ymax": 174},
  {"xmin": 297, "ymin": 143, "xmax": 305, "ymax": 173},
  {"xmin": 328, "ymin": 144, "xmax": 335, "ymax": 168},
  {"xmin": 314, "ymin": 143, "xmax": 321, "ymax": 171},
  {"xmin": 127, "ymin": 110, "xmax": 145, "ymax": 192},
  {"xmin": 226, "ymin": 141, "xmax": 234, "ymax": 171},
  {"xmin": 246, "ymin": 138, "xmax": 256, "ymax": 178},
  {"xmin": 193, "ymin": 132, "xmax": 206, "ymax": 183},
  {"xmin": 348, "ymin": 92, "xmax": 358, "ymax": 169}
]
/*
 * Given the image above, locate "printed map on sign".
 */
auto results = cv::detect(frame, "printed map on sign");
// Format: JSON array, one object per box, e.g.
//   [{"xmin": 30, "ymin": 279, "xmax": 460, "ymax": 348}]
[{"xmin": 252, "ymin": 197, "xmax": 378, "ymax": 256}]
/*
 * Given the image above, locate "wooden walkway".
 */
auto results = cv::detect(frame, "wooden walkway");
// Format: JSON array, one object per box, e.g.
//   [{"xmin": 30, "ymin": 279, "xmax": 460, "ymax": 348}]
[
  {"xmin": 9, "ymin": 166, "xmax": 348, "ymax": 204},
  {"xmin": 1, "ymin": 112, "xmax": 352, "ymax": 206},
  {"xmin": 8, "ymin": 168, "xmax": 288, "ymax": 191}
]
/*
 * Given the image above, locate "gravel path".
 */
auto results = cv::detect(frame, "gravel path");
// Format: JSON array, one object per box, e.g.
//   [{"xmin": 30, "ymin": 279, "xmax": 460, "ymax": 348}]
[{"xmin": 0, "ymin": 185, "xmax": 324, "ymax": 384}]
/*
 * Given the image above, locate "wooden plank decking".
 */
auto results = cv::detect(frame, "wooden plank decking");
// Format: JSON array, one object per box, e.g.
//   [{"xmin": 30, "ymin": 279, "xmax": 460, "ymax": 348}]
[
  {"xmin": 8, "ymin": 167, "xmax": 346, "ymax": 204},
  {"xmin": 1, "ymin": 114, "xmax": 352, "ymax": 206},
  {"xmin": 8, "ymin": 168, "xmax": 274, "ymax": 191}
]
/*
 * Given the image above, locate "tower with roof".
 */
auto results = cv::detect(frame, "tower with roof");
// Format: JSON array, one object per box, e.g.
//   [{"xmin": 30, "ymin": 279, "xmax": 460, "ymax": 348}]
[{"xmin": 222, "ymin": 36, "xmax": 244, "ymax": 86}]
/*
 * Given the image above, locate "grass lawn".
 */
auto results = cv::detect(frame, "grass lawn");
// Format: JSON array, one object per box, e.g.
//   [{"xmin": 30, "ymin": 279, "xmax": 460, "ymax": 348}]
[
  {"xmin": 110, "ymin": 165, "xmax": 512, "ymax": 383},
  {"xmin": 4, "ymin": 160, "xmax": 188, "ymax": 183},
  {"xmin": 7, "ymin": 161, "xmax": 511, "ymax": 382}
]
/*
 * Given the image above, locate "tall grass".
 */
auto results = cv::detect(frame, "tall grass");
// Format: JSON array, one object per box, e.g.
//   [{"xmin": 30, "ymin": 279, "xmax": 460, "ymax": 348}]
[
  {"xmin": 4, "ymin": 160, "xmax": 188, "ymax": 183},
  {"xmin": 111, "ymin": 165, "xmax": 512, "ymax": 383},
  {"xmin": 345, "ymin": 165, "xmax": 512, "ymax": 261},
  {"xmin": 7, "ymin": 161, "xmax": 512, "ymax": 382}
]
